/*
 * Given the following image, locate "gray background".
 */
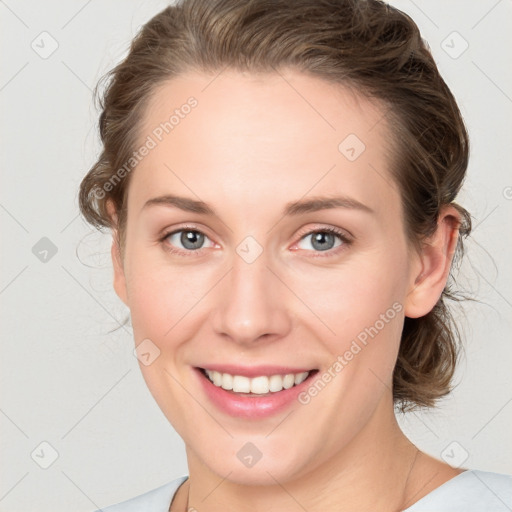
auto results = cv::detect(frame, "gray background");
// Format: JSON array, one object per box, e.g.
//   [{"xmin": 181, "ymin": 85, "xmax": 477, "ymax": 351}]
[{"xmin": 1, "ymin": 1, "xmax": 511, "ymax": 510}]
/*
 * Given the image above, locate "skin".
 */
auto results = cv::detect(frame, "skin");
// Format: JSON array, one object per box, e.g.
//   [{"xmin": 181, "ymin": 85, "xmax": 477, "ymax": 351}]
[{"xmin": 108, "ymin": 69, "xmax": 463, "ymax": 512}]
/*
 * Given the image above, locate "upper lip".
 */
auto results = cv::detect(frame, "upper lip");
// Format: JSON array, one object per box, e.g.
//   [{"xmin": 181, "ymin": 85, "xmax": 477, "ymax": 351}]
[{"xmin": 196, "ymin": 364, "xmax": 317, "ymax": 377}]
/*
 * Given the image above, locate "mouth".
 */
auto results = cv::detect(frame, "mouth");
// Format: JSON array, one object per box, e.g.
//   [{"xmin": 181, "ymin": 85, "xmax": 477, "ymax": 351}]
[
  {"xmin": 193, "ymin": 361, "xmax": 322, "ymax": 418},
  {"xmin": 198, "ymin": 367, "xmax": 317, "ymax": 397}
]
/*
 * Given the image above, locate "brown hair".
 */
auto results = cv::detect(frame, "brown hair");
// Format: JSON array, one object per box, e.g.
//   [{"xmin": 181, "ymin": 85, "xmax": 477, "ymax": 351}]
[{"xmin": 78, "ymin": 0, "xmax": 471, "ymax": 411}]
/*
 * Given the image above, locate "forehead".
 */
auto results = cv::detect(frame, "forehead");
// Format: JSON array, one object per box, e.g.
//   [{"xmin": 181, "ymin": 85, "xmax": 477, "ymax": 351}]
[{"xmin": 129, "ymin": 69, "xmax": 399, "ymax": 219}]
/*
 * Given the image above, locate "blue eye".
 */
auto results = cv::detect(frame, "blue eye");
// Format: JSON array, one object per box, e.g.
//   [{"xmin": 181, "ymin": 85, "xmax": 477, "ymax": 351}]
[
  {"xmin": 292, "ymin": 227, "xmax": 352, "ymax": 257},
  {"xmin": 160, "ymin": 226, "xmax": 351, "ymax": 257},
  {"xmin": 162, "ymin": 228, "xmax": 215, "ymax": 254},
  {"xmin": 298, "ymin": 229, "xmax": 344, "ymax": 252}
]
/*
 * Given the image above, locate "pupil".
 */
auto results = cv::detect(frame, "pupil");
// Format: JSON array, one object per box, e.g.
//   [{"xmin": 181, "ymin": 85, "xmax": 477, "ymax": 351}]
[
  {"xmin": 182, "ymin": 231, "xmax": 204, "ymax": 250},
  {"xmin": 312, "ymin": 232, "xmax": 334, "ymax": 251}
]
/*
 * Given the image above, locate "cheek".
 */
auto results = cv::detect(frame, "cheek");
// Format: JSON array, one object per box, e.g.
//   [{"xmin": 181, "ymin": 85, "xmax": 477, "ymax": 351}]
[
  {"xmin": 293, "ymin": 260, "xmax": 406, "ymax": 446},
  {"xmin": 292, "ymin": 251, "xmax": 407, "ymax": 347},
  {"xmin": 123, "ymin": 260, "xmax": 214, "ymax": 434},
  {"xmin": 124, "ymin": 257, "xmax": 213, "ymax": 340},
  {"xmin": 290, "ymin": 247, "xmax": 408, "ymax": 415}
]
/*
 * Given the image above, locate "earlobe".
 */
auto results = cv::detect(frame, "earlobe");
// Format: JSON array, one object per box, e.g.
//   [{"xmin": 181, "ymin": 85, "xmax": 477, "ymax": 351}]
[{"xmin": 404, "ymin": 206, "xmax": 461, "ymax": 318}]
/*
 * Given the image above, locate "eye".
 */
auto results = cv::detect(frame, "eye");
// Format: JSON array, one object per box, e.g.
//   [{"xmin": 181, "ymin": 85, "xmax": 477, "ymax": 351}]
[
  {"xmin": 160, "ymin": 227, "xmax": 216, "ymax": 254},
  {"xmin": 159, "ymin": 225, "xmax": 352, "ymax": 257},
  {"xmin": 294, "ymin": 227, "xmax": 351, "ymax": 255}
]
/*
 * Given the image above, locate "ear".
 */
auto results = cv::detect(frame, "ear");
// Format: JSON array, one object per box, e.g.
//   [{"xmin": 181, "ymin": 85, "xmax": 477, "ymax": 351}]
[
  {"xmin": 106, "ymin": 199, "xmax": 129, "ymax": 307},
  {"xmin": 404, "ymin": 205, "xmax": 461, "ymax": 318}
]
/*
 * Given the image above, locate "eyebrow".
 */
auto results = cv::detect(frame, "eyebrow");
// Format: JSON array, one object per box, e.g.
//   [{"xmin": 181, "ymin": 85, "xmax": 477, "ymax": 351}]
[{"xmin": 142, "ymin": 194, "xmax": 374, "ymax": 216}]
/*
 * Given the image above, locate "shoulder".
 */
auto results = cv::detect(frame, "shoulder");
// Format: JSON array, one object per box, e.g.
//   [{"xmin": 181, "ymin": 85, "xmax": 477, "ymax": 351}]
[
  {"xmin": 405, "ymin": 470, "xmax": 512, "ymax": 511},
  {"xmin": 92, "ymin": 476, "xmax": 188, "ymax": 512}
]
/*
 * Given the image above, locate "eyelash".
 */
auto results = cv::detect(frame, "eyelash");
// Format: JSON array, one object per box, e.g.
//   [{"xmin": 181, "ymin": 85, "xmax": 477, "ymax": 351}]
[{"xmin": 158, "ymin": 224, "xmax": 352, "ymax": 258}]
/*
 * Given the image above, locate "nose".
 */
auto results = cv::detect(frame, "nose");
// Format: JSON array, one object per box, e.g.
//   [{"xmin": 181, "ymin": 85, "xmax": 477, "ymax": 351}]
[{"xmin": 211, "ymin": 249, "xmax": 293, "ymax": 346}]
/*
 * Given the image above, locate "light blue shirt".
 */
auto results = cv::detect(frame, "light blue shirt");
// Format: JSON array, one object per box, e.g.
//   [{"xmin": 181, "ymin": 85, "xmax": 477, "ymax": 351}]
[{"xmin": 94, "ymin": 470, "xmax": 512, "ymax": 511}]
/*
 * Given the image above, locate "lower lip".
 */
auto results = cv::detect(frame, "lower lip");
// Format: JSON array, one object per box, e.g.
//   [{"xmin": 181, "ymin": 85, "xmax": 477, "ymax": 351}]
[{"xmin": 194, "ymin": 367, "xmax": 317, "ymax": 419}]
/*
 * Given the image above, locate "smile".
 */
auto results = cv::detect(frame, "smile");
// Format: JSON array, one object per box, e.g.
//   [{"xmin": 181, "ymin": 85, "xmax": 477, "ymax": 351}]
[
  {"xmin": 202, "ymin": 368, "xmax": 310, "ymax": 395},
  {"xmin": 194, "ymin": 365, "xmax": 318, "ymax": 418}
]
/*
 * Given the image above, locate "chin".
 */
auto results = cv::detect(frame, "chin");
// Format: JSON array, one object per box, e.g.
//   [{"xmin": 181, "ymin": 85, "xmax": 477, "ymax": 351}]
[{"xmin": 196, "ymin": 440, "xmax": 317, "ymax": 487}]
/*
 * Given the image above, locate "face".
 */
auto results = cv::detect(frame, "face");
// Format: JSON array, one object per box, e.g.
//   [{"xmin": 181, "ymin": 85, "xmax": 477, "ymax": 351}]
[{"xmin": 112, "ymin": 69, "xmax": 426, "ymax": 485}]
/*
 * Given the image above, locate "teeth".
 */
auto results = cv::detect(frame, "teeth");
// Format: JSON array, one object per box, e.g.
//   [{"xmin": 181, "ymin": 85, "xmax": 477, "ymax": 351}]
[
  {"xmin": 250, "ymin": 376, "xmax": 268, "ymax": 394},
  {"xmin": 233, "ymin": 375, "xmax": 251, "ymax": 393},
  {"xmin": 221, "ymin": 373, "xmax": 233, "ymax": 390},
  {"xmin": 204, "ymin": 369, "xmax": 310, "ymax": 394}
]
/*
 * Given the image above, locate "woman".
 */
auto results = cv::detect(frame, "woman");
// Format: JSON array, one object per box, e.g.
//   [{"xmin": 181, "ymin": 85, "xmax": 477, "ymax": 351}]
[{"xmin": 79, "ymin": 0, "xmax": 511, "ymax": 510}]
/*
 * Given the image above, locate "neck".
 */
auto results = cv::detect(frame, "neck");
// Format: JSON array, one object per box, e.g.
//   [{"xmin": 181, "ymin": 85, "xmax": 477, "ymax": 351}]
[{"xmin": 179, "ymin": 395, "xmax": 431, "ymax": 512}]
